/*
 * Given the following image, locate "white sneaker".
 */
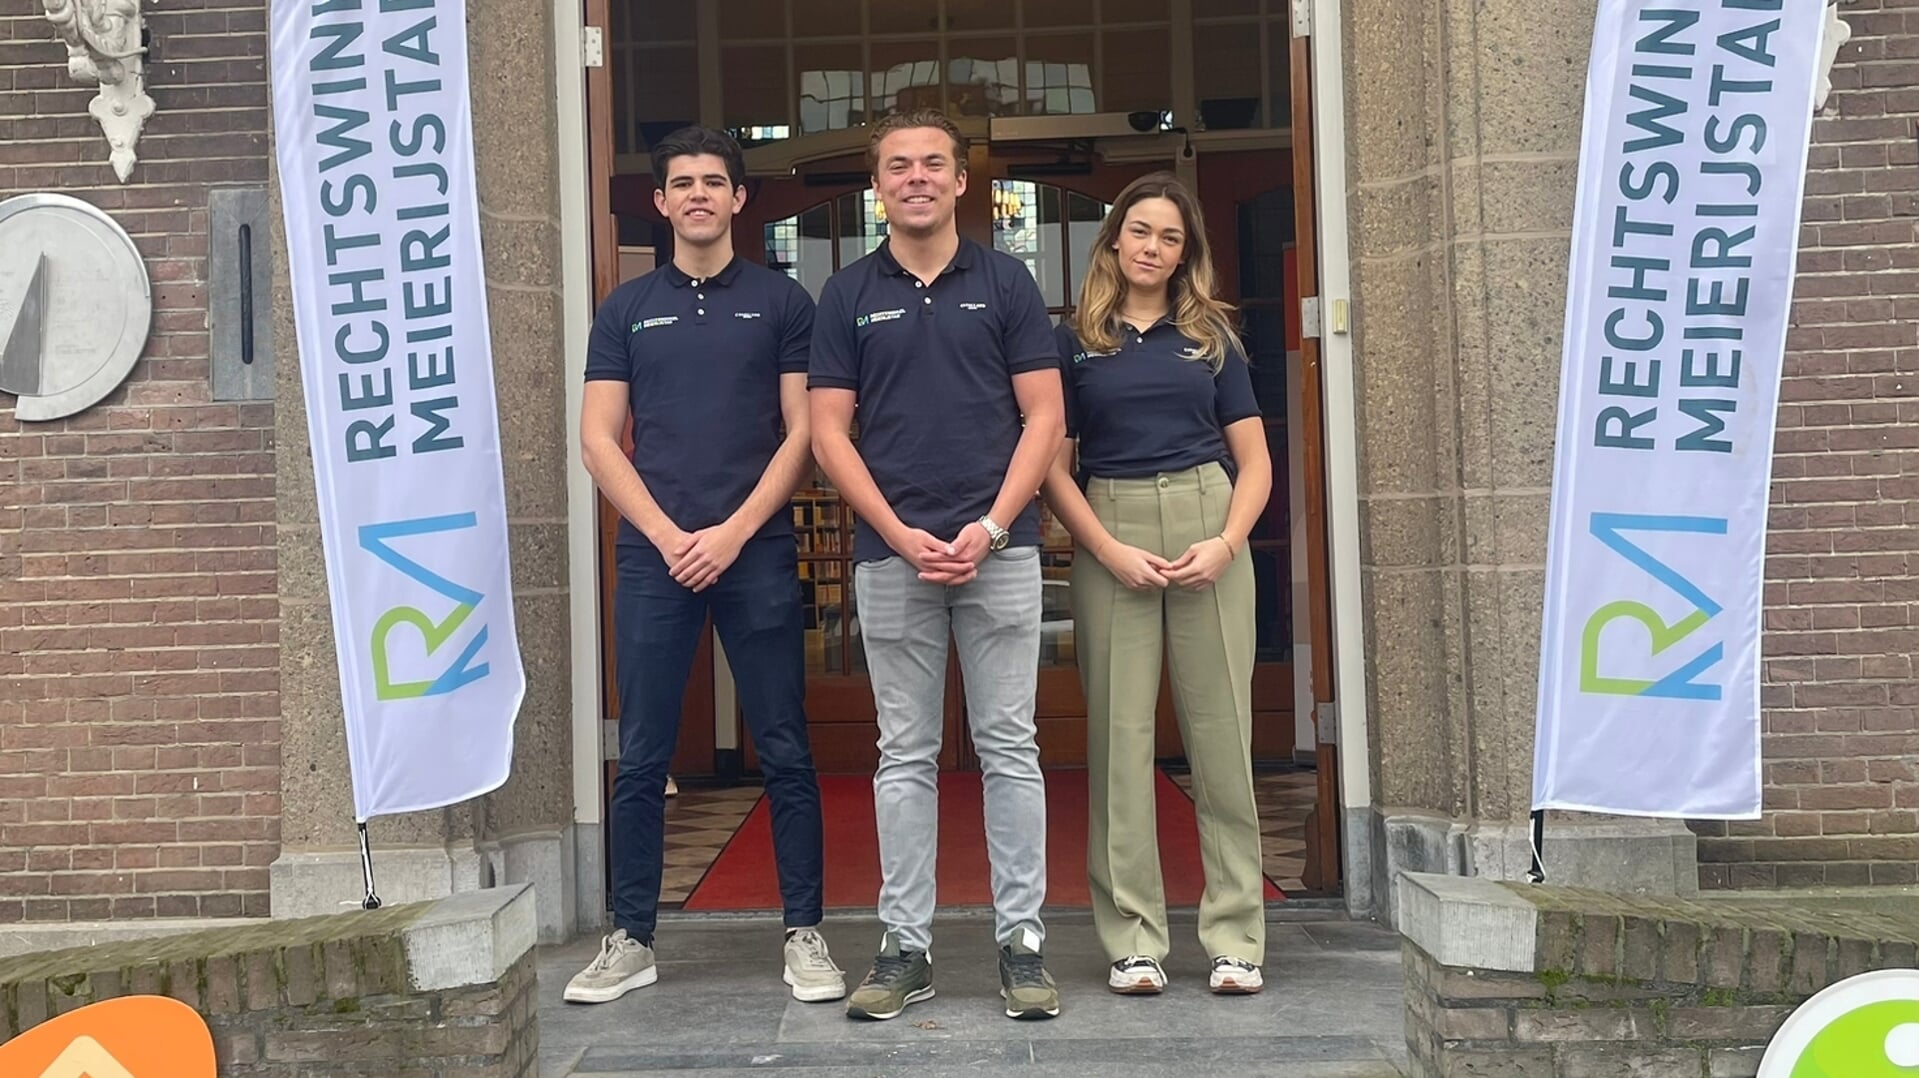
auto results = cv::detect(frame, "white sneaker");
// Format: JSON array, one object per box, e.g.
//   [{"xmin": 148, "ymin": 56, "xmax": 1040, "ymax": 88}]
[
  {"xmin": 563, "ymin": 930, "xmax": 657, "ymax": 1003},
  {"xmin": 783, "ymin": 926, "xmax": 847, "ymax": 1002},
  {"xmin": 665, "ymin": 775, "xmax": 679, "ymax": 798},
  {"xmin": 1108, "ymin": 955, "xmax": 1166, "ymax": 995},
  {"xmin": 1209, "ymin": 956, "xmax": 1264, "ymax": 995}
]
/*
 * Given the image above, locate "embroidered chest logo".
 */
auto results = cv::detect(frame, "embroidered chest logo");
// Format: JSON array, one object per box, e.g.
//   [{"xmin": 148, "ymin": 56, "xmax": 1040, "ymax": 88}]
[
  {"xmin": 631, "ymin": 316, "xmax": 678, "ymax": 333},
  {"xmin": 855, "ymin": 308, "xmax": 906, "ymax": 327},
  {"xmin": 959, "ymin": 301, "xmax": 988, "ymax": 311},
  {"xmin": 734, "ymin": 311, "xmax": 763, "ymax": 320}
]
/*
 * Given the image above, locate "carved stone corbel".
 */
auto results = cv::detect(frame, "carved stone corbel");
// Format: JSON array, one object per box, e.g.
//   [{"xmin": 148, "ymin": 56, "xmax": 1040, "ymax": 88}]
[
  {"xmin": 42, "ymin": 0, "xmax": 154, "ymax": 183},
  {"xmin": 1816, "ymin": 2, "xmax": 1853, "ymax": 113}
]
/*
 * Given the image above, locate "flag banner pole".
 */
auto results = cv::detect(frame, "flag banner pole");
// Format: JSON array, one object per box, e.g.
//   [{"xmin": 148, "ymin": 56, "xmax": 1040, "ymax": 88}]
[
  {"xmin": 270, "ymin": 0, "xmax": 526, "ymax": 823},
  {"xmin": 1527, "ymin": 809, "xmax": 1546, "ymax": 884},
  {"xmin": 358, "ymin": 823, "xmax": 382, "ymax": 910},
  {"xmin": 1532, "ymin": 1, "xmax": 1825, "ymax": 822}
]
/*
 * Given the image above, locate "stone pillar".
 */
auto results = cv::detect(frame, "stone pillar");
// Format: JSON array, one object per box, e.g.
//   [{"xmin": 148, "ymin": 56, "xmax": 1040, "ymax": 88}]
[
  {"xmin": 1343, "ymin": 0, "xmax": 1696, "ymax": 921},
  {"xmin": 466, "ymin": 0, "xmax": 579, "ymax": 947},
  {"xmin": 271, "ymin": 0, "xmax": 577, "ymax": 943}
]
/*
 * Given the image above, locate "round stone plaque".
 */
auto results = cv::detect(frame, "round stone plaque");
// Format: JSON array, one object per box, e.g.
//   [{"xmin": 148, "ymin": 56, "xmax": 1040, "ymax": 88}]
[{"xmin": 0, "ymin": 192, "xmax": 153, "ymax": 422}]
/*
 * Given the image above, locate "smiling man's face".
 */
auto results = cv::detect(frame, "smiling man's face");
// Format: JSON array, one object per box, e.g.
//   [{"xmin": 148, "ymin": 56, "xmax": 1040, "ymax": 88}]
[
  {"xmin": 654, "ymin": 153, "xmax": 745, "ymax": 246},
  {"xmin": 872, "ymin": 126, "xmax": 966, "ymax": 239}
]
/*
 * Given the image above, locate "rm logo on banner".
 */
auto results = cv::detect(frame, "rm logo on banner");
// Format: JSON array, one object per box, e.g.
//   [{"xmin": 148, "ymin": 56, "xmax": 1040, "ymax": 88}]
[
  {"xmin": 1579, "ymin": 513, "xmax": 1727, "ymax": 702},
  {"xmin": 360, "ymin": 514, "xmax": 493, "ymax": 701}
]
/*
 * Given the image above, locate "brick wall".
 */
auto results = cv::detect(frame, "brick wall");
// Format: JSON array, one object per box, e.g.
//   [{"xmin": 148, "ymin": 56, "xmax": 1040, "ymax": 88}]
[
  {"xmin": 1403, "ymin": 882, "xmax": 1919, "ymax": 1078},
  {"xmin": 0, "ymin": 894, "xmax": 539, "ymax": 1076},
  {"xmin": 1684, "ymin": 0, "xmax": 1919, "ymax": 888},
  {"xmin": 0, "ymin": 0, "xmax": 278, "ymax": 919}
]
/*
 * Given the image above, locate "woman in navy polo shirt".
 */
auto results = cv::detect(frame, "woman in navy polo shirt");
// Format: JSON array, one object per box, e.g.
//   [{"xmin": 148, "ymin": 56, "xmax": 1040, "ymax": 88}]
[{"xmin": 1041, "ymin": 172, "xmax": 1272, "ymax": 997}]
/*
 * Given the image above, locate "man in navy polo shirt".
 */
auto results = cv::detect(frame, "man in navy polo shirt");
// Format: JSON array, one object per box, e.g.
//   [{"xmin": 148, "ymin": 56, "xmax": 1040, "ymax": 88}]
[
  {"xmin": 809, "ymin": 109, "xmax": 1067, "ymax": 1022},
  {"xmin": 572, "ymin": 126, "xmax": 842, "ymax": 1006}
]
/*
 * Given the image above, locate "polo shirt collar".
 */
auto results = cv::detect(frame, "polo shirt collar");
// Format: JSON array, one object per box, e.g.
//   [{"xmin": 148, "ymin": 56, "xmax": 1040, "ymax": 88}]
[
  {"xmin": 876, "ymin": 236, "xmax": 978, "ymax": 278},
  {"xmin": 1113, "ymin": 312, "xmax": 1179, "ymax": 336},
  {"xmin": 664, "ymin": 256, "xmax": 744, "ymax": 288}
]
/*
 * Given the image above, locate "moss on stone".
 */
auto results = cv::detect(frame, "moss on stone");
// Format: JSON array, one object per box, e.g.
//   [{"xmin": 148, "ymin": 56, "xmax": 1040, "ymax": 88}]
[{"xmin": 0, "ymin": 901, "xmax": 432, "ymax": 989}]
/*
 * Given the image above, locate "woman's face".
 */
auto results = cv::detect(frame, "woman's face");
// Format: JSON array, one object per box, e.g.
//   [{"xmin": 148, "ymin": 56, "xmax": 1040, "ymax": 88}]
[{"xmin": 1115, "ymin": 196, "xmax": 1187, "ymax": 297}]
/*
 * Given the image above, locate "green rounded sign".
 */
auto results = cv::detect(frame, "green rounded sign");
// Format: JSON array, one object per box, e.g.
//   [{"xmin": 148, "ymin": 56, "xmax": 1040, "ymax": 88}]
[{"xmin": 1760, "ymin": 970, "xmax": 1919, "ymax": 1077}]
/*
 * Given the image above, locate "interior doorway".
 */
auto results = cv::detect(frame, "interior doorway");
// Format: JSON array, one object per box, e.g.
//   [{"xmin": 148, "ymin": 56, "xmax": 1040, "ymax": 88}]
[{"xmin": 581, "ymin": 0, "xmax": 1344, "ymax": 898}]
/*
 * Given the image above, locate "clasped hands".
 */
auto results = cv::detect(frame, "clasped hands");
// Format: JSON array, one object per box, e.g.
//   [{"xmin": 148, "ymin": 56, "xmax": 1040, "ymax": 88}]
[
  {"xmin": 1097, "ymin": 535, "xmax": 1234, "ymax": 592},
  {"xmin": 659, "ymin": 520, "xmax": 748, "ymax": 593},
  {"xmin": 894, "ymin": 523, "xmax": 994, "ymax": 586}
]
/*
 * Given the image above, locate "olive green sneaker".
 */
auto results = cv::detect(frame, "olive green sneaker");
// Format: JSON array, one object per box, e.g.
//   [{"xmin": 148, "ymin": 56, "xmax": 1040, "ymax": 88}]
[
  {"xmin": 998, "ymin": 929, "xmax": 1060, "ymax": 1020},
  {"xmin": 845, "ymin": 931, "xmax": 933, "ymax": 1021}
]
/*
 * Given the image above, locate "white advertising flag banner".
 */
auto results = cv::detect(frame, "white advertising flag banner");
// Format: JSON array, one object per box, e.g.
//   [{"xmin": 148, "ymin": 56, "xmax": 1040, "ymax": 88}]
[
  {"xmin": 271, "ymin": 0, "xmax": 523, "ymax": 820},
  {"xmin": 1533, "ymin": 1, "xmax": 1824, "ymax": 819}
]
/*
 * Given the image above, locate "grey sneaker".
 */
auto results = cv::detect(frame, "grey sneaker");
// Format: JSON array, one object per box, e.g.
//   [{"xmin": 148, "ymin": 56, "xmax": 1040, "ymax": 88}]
[
  {"xmin": 783, "ymin": 927, "xmax": 847, "ymax": 1002},
  {"xmin": 999, "ymin": 930, "xmax": 1060, "ymax": 1020},
  {"xmin": 563, "ymin": 929, "xmax": 657, "ymax": 1004},
  {"xmin": 845, "ymin": 931, "xmax": 934, "ymax": 1020}
]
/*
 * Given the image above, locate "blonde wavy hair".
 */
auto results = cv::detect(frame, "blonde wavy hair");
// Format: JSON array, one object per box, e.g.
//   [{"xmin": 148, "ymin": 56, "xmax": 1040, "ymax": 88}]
[{"xmin": 1072, "ymin": 172, "xmax": 1242, "ymax": 370}]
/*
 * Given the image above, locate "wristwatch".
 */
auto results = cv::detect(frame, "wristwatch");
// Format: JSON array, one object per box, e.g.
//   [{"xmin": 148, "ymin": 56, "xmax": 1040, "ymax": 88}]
[{"xmin": 976, "ymin": 515, "xmax": 1010, "ymax": 551}]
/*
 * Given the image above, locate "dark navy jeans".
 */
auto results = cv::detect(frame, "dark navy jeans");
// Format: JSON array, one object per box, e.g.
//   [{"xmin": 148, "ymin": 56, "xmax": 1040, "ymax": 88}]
[{"xmin": 609, "ymin": 534, "xmax": 824, "ymax": 941}]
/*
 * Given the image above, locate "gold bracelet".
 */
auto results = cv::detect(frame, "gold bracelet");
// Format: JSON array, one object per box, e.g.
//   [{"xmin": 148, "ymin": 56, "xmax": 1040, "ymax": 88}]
[{"xmin": 1217, "ymin": 534, "xmax": 1236, "ymax": 556}]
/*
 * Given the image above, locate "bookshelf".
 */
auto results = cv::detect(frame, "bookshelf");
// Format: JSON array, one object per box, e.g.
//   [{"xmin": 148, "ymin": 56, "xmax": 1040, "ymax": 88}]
[{"xmin": 794, "ymin": 487, "xmax": 856, "ymax": 675}]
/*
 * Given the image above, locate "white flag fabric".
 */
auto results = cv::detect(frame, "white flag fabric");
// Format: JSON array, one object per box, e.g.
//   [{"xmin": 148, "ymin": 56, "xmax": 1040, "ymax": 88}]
[
  {"xmin": 271, "ymin": 0, "xmax": 524, "ymax": 820},
  {"xmin": 1533, "ymin": 1, "xmax": 1824, "ymax": 819}
]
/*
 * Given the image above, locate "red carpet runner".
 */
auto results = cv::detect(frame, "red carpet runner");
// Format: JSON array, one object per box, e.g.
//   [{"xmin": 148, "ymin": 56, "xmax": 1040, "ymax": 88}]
[{"xmin": 683, "ymin": 769, "xmax": 1284, "ymax": 911}]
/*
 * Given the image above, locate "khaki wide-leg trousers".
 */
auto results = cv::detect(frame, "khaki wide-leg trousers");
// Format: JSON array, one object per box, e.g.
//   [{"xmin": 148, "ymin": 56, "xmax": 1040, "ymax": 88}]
[{"xmin": 1072, "ymin": 460, "xmax": 1265, "ymax": 965}]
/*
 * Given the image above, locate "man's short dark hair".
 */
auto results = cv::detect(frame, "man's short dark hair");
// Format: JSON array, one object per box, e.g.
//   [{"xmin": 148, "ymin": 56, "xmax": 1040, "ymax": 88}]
[
  {"xmin": 650, "ymin": 126, "xmax": 747, "ymax": 190},
  {"xmin": 866, "ymin": 109, "xmax": 969, "ymax": 176}
]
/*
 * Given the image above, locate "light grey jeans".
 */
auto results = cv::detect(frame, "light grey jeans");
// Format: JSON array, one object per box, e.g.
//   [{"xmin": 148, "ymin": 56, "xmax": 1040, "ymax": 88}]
[{"xmin": 854, "ymin": 546, "xmax": 1047, "ymax": 954}]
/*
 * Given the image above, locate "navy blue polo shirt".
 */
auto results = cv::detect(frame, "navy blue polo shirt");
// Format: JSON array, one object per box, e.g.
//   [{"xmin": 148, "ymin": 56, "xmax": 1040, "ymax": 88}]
[
  {"xmin": 585, "ymin": 257, "xmax": 814, "ymax": 548},
  {"xmin": 808, "ymin": 237, "xmax": 1060, "ymax": 563},
  {"xmin": 1056, "ymin": 320, "xmax": 1261, "ymax": 480}
]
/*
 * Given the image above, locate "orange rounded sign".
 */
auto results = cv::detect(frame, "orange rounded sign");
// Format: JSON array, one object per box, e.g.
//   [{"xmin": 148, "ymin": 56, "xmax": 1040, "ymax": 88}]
[{"xmin": 0, "ymin": 995, "xmax": 215, "ymax": 1078}]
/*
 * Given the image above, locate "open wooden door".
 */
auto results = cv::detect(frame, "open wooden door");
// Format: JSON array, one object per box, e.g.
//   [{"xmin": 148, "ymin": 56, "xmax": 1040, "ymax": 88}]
[
  {"xmin": 1289, "ymin": 14, "xmax": 1342, "ymax": 895},
  {"xmin": 586, "ymin": 0, "xmax": 715, "ymax": 809}
]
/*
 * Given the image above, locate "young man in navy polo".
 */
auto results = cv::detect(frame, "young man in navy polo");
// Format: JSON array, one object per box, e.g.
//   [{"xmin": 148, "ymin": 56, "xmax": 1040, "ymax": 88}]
[
  {"xmin": 808, "ymin": 109, "xmax": 1067, "ymax": 1021},
  {"xmin": 572, "ymin": 126, "xmax": 842, "ymax": 1006}
]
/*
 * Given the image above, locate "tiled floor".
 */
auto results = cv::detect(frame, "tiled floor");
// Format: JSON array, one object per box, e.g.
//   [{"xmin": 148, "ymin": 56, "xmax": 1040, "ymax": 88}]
[
  {"xmin": 658, "ymin": 785, "xmax": 762, "ymax": 905},
  {"xmin": 1173, "ymin": 767, "xmax": 1319, "ymax": 894},
  {"xmin": 657, "ymin": 766, "xmax": 1319, "ymax": 908}
]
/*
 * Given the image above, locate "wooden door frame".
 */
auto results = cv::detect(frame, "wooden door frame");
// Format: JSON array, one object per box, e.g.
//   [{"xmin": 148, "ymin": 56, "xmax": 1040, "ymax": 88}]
[
  {"xmin": 585, "ymin": 0, "xmax": 716, "ymax": 785},
  {"xmin": 1289, "ymin": 29, "xmax": 1343, "ymax": 895}
]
